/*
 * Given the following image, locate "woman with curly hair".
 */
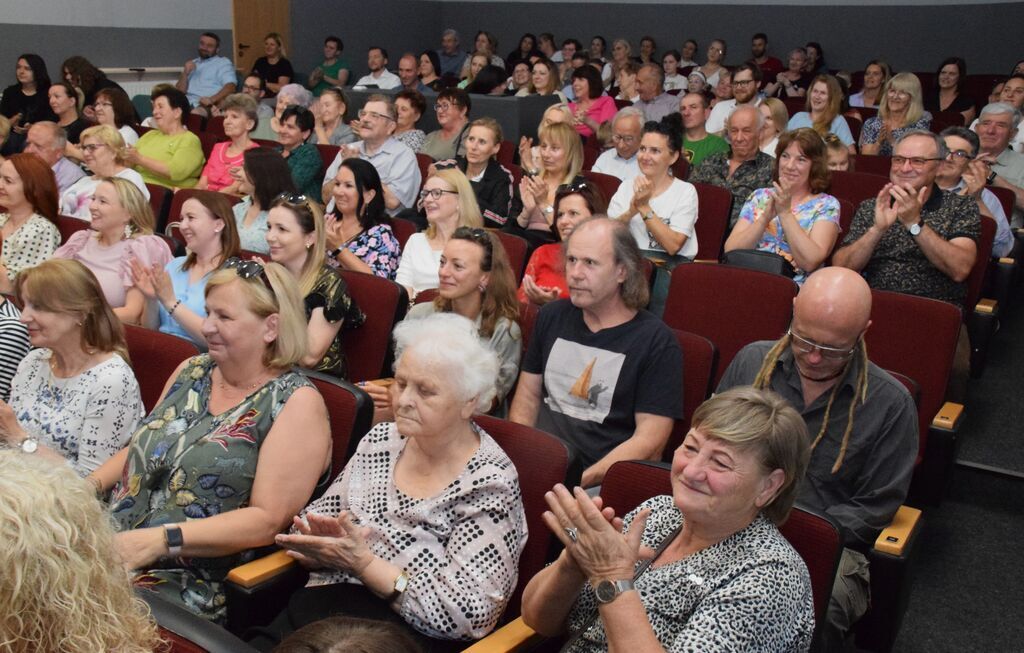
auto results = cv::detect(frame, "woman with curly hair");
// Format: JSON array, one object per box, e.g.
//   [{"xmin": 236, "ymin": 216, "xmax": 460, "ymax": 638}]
[{"xmin": 0, "ymin": 449, "xmax": 161, "ymax": 653}]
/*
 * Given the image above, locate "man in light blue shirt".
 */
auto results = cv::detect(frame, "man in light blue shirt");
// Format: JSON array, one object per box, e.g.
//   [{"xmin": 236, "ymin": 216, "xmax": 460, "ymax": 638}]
[
  {"xmin": 176, "ymin": 32, "xmax": 237, "ymax": 114},
  {"xmin": 436, "ymin": 29, "xmax": 468, "ymax": 79}
]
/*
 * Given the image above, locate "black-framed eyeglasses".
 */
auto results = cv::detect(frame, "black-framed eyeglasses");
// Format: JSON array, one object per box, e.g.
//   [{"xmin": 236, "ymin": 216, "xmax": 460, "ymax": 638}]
[
  {"xmin": 357, "ymin": 109, "xmax": 395, "ymax": 122},
  {"xmin": 418, "ymin": 188, "xmax": 459, "ymax": 200},
  {"xmin": 787, "ymin": 328, "xmax": 859, "ymax": 360},
  {"xmin": 224, "ymin": 257, "xmax": 273, "ymax": 293},
  {"xmin": 891, "ymin": 155, "xmax": 945, "ymax": 169}
]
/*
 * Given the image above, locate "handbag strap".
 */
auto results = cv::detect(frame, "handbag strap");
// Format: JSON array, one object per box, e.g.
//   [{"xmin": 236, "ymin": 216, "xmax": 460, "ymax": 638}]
[{"xmin": 559, "ymin": 522, "xmax": 684, "ymax": 652}]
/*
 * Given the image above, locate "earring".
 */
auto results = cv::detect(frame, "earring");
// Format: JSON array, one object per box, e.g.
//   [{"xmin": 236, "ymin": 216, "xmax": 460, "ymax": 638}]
[
  {"xmin": 123, "ymin": 224, "xmax": 132, "ymax": 239},
  {"xmin": 478, "ymin": 283, "xmax": 487, "ymax": 293}
]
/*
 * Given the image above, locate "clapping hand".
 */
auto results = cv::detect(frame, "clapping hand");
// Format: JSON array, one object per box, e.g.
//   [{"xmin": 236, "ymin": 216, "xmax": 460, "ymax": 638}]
[
  {"xmin": 521, "ymin": 274, "xmax": 560, "ymax": 305},
  {"xmin": 961, "ymin": 159, "xmax": 989, "ymax": 198},
  {"xmin": 519, "ymin": 136, "xmax": 535, "ymax": 171},
  {"xmin": 276, "ymin": 511, "xmax": 374, "ymax": 575}
]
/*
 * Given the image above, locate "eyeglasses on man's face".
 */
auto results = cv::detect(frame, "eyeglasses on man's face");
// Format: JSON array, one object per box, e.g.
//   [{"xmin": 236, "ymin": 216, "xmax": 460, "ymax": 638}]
[
  {"xmin": 788, "ymin": 328, "xmax": 859, "ymax": 360},
  {"xmin": 357, "ymin": 109, "xmax": 394, "ymax": 122}
]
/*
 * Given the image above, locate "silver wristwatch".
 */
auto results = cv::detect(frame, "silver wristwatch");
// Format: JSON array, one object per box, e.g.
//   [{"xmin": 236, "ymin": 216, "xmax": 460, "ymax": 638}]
[
  {"xmin": 593, "ymin": 578, "xmax": 635, "ymax": 604},
  {"xmin": 908, "ymin": 220, "xmax": 923, "ymax": 237},
  {"xmin": 19, "ymin": 437, "xmax": 38, "ymax": 454}
]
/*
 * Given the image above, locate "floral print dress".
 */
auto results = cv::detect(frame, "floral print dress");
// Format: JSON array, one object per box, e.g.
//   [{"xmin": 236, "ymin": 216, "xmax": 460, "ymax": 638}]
[{"xmin": 109, "ymin": 354, "xmax": 314, "ymax": 622}]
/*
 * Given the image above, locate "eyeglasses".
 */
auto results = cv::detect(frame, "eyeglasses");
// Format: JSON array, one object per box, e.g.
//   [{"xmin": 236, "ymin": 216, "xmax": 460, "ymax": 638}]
[
  {"xmin": 887, "ymin": 89, "xmax": 911, "ymax": 98},
  {"xmin": 948, "ymin": 150, "xmax": 974, "ymax": 160},
  {"xmin": 611, "ymin": 134, "xmax": 637, "ymax": 144},
  {"xmin": 434, "ymin": 102, "xmax": 460, "ymax": 113},
  {"xmin": 242, "ymin": 85, "xmax": 262, "ymax": 93},
  {"xmin": 357, "ymin": 109, "xmax": 394, "ymax": 122},
  {"xmin": 788, "ymin": 328, "xmax": 859, "ymax": 360},
  {"xmin": 93, "ymin": 101, "xmax": 113, "ymax": 108},
  {"xmin": 81, "ymin": 144, "xmax": 107, "ymax": 153},
  {"xmin": 418, "ymin": 188, "xmax": 459, "ymax": 200},
  {"xmin": 891, "ymin": 155, "xmax": 945, "ymax": 169},
  {"xmin": 224, "ymin": 257, "xmax": 274, "ymax": 293},
  {"xmin": 732, "ymin": 79, "xmax": 756, "ymax": 87}
]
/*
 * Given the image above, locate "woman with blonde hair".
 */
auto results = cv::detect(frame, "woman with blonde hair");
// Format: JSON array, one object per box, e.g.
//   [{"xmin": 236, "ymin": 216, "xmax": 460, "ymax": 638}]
[
  {"xmin": 859, "ymin": 72, "xmax": 932, "ymax": 155},
  {"xmin": 55, "ymin": 177, "xmax": 172, "ymax": 322},
  {"xmin": 439, "ymin": 117, "xmax": 521, "ymax": 228},
  {"xmin": 92, "ymin": 259, "xmax": 332, "ymax": 622},
  {"xmin": 513, "ymin": 121, "xmax": 584, "ymax": 247},
  {"xmin": 850, "ymin": 60, "xmax": 891, "ymax": 108},
  {"xmin": 60, "ymin": 124, "xmax": 149, "ymax": 219},
  {"xmin": 396, "ymin": 167, "xmax": 483, "ymax": 297},
  {"xmin": 266, "ymin": 193, "xmax": 362, "ymax": 378},
  {"xmin": 252, "ymin": 31, "xmax": 294, "ymax": 97},
  {"xmin": 0, "ymin": 450, "xmax": 161, "ymax": 653},
  {"xmin": 759, "ymin": 97, "xmax": 789, "ymax": 156},
  {"xmin": 0, "ymin": 259, "xmax": 143, "ymax": 476},
  {"xmin": 517, "ymin": 59, "xmax": 567, "ymax": 101},
  {"xmin": 787, "ymin": 75, "xmax": 857, "ymax": 153}
]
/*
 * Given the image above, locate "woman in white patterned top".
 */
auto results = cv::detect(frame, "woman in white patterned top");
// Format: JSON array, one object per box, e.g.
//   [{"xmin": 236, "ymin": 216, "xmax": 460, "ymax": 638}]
[
  {"xmin": 0, "ymin": 153, "xmax": 61, "ymax": 294},
  {"xmin": 0, "ymin": 259, "xmax": 143, "ymax": 476},
  {"xmin": 252, "ymin": 313, "xmax": 527, "ymax": 651},
  {"xmin": 522, "ymin": 387, "xmax": 816, "ymax": 653}
]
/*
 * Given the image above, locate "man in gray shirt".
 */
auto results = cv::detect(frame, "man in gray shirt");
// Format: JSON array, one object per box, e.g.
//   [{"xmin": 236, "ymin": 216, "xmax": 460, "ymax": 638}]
[
  {"xmin": 717, "ymin": 267, "xmax": 918, "ymax": 651},
  {"xmin": 634, "ymin": 63, "xmax": 679, "ymax": 123}
]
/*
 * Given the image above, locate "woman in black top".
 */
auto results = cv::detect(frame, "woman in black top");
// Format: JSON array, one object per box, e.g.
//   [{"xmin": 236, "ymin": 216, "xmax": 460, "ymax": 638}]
[
  {"xmin": 61, "ymin": 56, "xmax": 125, "ymax": 116},
  {"xmin": 924, "ymin": 57, "xmax": 976, "ymax": 126},
  {"xmin": 0, "ymin": 54, "xmax": 56, "ymax": 154},
  {"xmin": 437, "ymin": 117, "xmax": 521, "ymax": 229},
  {"xmin": 251, "ymin": 33, "xmax": 294, "ymax": 98}
]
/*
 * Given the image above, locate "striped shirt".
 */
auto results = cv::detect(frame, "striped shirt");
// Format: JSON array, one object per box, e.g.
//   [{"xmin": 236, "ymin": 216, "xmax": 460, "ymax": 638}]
[{"xmin": 0, "ymin": 299, "xmax": 30, "ymax": 402}]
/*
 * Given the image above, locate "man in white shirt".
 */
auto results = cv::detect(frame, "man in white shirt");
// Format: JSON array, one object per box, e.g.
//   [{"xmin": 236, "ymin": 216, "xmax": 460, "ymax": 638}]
[
  {"xmin": 705, "ymin": 63, "xmax": 762, "ymax": 135},
  {"xmin": 592, "ymin": 107, "xmax": 643, "ymax": 181},
  {"xmin": 353, "ymin": 47, "xmax": 401, "ymax": 90}
]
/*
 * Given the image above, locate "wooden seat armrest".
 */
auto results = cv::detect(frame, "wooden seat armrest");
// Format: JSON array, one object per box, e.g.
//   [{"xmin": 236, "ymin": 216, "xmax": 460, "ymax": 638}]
[
  {"xmin": 225, "ymin": 550, "xmax": 295, "ymax": 589},
  {"xmin": 874, "ymin": 505, "xmax": 922, "ymax": 556},
  {"xmin": 931, "ymin": 402, "xmax": 964, "ymax": 430},
  {"xmin": 998, "ymin": 256, "xmax": 1015, "ymax": 265},
  {"xmin": 974, "ymin": 298, "xmax": 997, "ymax": 315},
  {"xmin": 461, "ymin": 617, "xmax": 544, "ymax": 653}
]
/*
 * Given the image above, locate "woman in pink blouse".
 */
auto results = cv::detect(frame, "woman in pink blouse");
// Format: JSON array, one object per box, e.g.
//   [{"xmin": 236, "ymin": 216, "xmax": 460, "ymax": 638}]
[
  {"xmin": 195, "ymin": 94, "xmax": 259, "ymax": 193},
  {"xmin": 568, "ymin": 66, "xmax": 616, "ymax": 138}
]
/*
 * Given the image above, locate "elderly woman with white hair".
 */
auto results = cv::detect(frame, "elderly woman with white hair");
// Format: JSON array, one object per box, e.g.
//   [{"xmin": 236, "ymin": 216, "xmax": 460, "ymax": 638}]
[
  {"xmin": 251, "ymin": 82, "xmax": 313, "ymax": 141},
  {"xmin": 250, "ymin": 312, "xmax": 528, "ymax": 651}
]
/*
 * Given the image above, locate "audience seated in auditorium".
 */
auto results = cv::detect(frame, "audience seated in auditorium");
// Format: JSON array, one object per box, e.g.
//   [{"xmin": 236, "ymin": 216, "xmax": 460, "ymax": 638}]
[
  {"xmin": 323, "ymin": 95, "xmax": 421, "ymax": 217},
  {"xmin": 60, "ymin": 125, "xmax": 149, "ymax": 219},
  {"xmin": 522, "ymin": 386, "xmax": 814, "ymax": 651},
  {"xmin": 392, "ymin": 89, "xmax": 427, "ymax": 152},
  {"xmin": 132, "ymin": 190, "xmax": 241, "ymax": 347},
  {"xmin": 277, "ymin": 105, "xmax": 323, "ymax": 199},
  {"xmin": 973, "ymin": 102, "xmax": 1024, "ymax": 227},
  {"xmin": 324, "ymin": 157, "xmax": 401, "ymax": 279},
  {"xmin": 232, "ymin": 147, "xmax": 297, "ymax": 254},
  {"xmin": 308, "ymin": 35, "xmax": 351, "ymax": 95},
  {"xmin": 435, "ymin": 118, "xmax": 520, "ymax": 228},
  {"xmin": 55, "ymin": 178, "xmax": 171, "ymax": 322},
  {"xmin": 437, "ymin": 28, "xmax": 469, "ymax": 79},
  {"xmin": 764, "ymin": 47, "xmax": 813, "ymax": 99},
  {"xmin": 706, "ymin": 63, "xmax": 762, "ymax": 135},
  {"xmin": 126, "ymin": 87, "xmax": 205, "ymax": 189},
  {"xmin": 680, "ymin": 91, "xmax": 729, "ymax": 167},
  {"xmin": 925, "ymin": 57, "xmax": 977, "ymax": 125},
  {"xmin": 24, "ymin": 121, "xmax": 86, "ymax": 193},
  {"xmin": 718, "ymin": 267, "xmax": 917, "ymax": 650},
  {"xmin": 176, "ymin": 31, "xmax": 237, "ymax": 115},
  {"xmin": 859, "ymin": 73, "xmax": 933, "ymax": 156},
  {"xmin": 970, "ymin": 74, "xmax": 1024, "ymax": 154},
  {"xmin": 788, "ymin": 75, "xmax": 857, "ymax": 152},
  {"xmin": 250, "ymin": 32, "xmax": 293, "ymax": 98},
  {"xmin": 353, "ymin": 46, "xmax": 401, "ymax": 90},
  {"xmin": 759, "ymin": 97, "xmax": 789, "ymax": 156},
  {"xmin": 834, "ymin": 130, "xmax": 980, "ymax": 306},
  {"xmin": 0, "ymin": 450, "xmax": 162, "ymax": 653},
  {"xmin": 1, "ymin": 259, "xmax": 144, "ymax": 476},
  {"xmin": 726, "ymin": 128, "xmax": 840, "ymax": 283},
  {"xmin": 567, "ymin": 66, "xmax": 615, "ymax": 140},
  {"xmin": 97, "ymin": 259, "xmax": 331, "ymax": 623},
  {"xmin": 421, "ymin": 87, "xmax": 471, "ymax": 161},
  {"xmin": 697, "ymin": 38, "xmax": 728, "ymax": 88},
  {"xmin": 266, "ymin": 195, "xmax": 362, "ymax": 378},
  {"xmin": 310, "ymin": 87, "xmax": 357, "ymax": 147},
  {"xmin": 514, "ymin": 121, "xmax": 585, "ymax": 248},
  {"xmin": 690, "ymin": 104, "xmax": 774, "ymax": 227},
  {"xmin": 510, "ymin": 217, "xmax": 682, "ymax": 486},
  {"xmin": 751, "ymin": 32, "xmax": 785, "ymax": 89},
  {"xmin": 0, "ymin": 153, "xmax": 61, "ymax": 293},
  {"xmin": 634, "ymin": 63, "xmax": 679, "ymax": 123},
  {"xmin": 396, "ymin": 167, "xmax": 483, "ymax": 297},
  {"xmin": 849, "ymin": 59, "xmax": 891, "ymax": 108},
  {"xmin": 593, "ymin": 106, "xmax": 643, "ymax": 181},
  {"xmin": 196, "ymin": 93, "xmax": 259, "ymax": 193},
  {"xmin": 251, "ymin": 313, "xmax": 526, "ymax": 650},
  {"xmin": 397, "ymin": 53, "xmax": 428, "ymax": 93},
  {"xmin": 93, "ymin": 86, "xmax": 141, "ymax": 146},
  {"xmin": 0, "ymin": 54, "xmax": 57, "ymax": 155},
  {"xmin": 937, "ymin": 126, "xmax": 1014, "ymax": 257}
]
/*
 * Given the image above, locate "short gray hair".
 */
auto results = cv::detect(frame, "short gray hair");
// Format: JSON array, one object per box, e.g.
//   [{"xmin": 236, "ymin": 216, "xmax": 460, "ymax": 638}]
[
  {"xmin": 32, "ymin": 121, "xmax": 66, "ymax": 150},
  {"xmin": 980, "ymin": 101, "xmax": 1022, "ymax": 126},
  {"xmin": 278, "ymin": 83, "xmax": 313, "ymax": 108},
  {"xmin": 612, "ymin": 106, "xmax": 644, "ymax": 128},
  {"xmin": 220, "ymin": 93, "xmax": 259, "ymax": 131},
  {"xmin": 442, "ymin": 28, "xmax": 459, "ymax": 41},
  {"xmin": 895, "ymin": 129, "xmax": 949, "ymax": 159},
  {"xmin": 393, "ymin": 313, "xmax": 499, "ymax": 412},
  {"xmin": 725, "ymin": 103, "xmax": 764, "ymax": 134},
  {"xmin": 639, "ymin": 62, "xmax": 664, "ymax": 87}
]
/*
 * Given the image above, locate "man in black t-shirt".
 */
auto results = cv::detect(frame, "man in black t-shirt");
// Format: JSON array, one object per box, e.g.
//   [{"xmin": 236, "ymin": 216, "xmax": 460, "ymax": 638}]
[{"xmin": 509, "ymin": 218, "xmax": 683, "ymax": 487}]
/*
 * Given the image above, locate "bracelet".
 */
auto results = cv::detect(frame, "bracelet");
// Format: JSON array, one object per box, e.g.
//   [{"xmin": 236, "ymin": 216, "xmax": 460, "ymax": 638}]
[{"xmin": 167, "ymin": 299, "xmax": 182, "ymax": 316}]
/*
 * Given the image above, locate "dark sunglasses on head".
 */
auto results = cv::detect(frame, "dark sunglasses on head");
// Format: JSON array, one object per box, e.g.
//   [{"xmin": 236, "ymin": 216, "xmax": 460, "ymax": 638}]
[{"xmin": 224, "ymin": 257, "xmax": 274, "ymax": 293}]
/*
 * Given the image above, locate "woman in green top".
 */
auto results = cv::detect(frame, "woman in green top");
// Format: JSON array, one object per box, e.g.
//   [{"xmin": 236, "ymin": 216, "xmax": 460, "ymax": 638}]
[
  {"xmin": 125, "ymin": 87, "xmax": 204, "ymax": 189},
  {"xmin": 277, "ymin": 104, "xmax": 323, "ymax": 199}
]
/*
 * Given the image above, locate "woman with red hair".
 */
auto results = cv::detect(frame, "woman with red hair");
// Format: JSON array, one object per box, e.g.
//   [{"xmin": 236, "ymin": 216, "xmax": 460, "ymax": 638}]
[{"xmin": 0, "ymin": 152, "xmax": 60, "ymax": 292}]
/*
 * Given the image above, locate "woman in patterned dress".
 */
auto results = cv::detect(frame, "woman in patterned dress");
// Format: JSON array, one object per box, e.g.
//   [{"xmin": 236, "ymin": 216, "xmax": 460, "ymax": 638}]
[
  {"xmin": 0, "ymin": 258, "xmax": 142, "ymax": 476},
  {"xmin": 725, "ymin": 128, "xmax": 841, "ymax": 284},
  {"xmin": 0, "ymin": 153, "xmax": 61, "ymax": 294},
  {"xmin": 323, "ymin": 157, "xmax": 401, "ymax": 280},
  {"xmin": 266, "ymin": 194, "xmax": 363, "ymax": 378},
  {"xmin": 88, "ymin": 259, "xmax": 331, "ymax": 622},
  {"xmin": 522, "ymin": 387, "xmax": 816, "ymax": 653},
  {"xmin": 250, "ymin": 313, "xmax": 527, "ymax": 651}
]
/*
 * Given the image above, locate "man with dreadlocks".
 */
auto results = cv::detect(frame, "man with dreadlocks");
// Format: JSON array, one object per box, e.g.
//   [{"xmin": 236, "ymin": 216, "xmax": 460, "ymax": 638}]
[{"xmin": 717, "ymin": 267, "xmax": 917, "ymax": 651}]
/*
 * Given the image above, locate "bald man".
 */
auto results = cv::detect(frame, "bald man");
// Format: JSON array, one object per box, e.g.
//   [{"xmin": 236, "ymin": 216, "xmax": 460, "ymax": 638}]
[{"xmin": 716, "ymin": 267, "xmax": 918, "ymax": 649}]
